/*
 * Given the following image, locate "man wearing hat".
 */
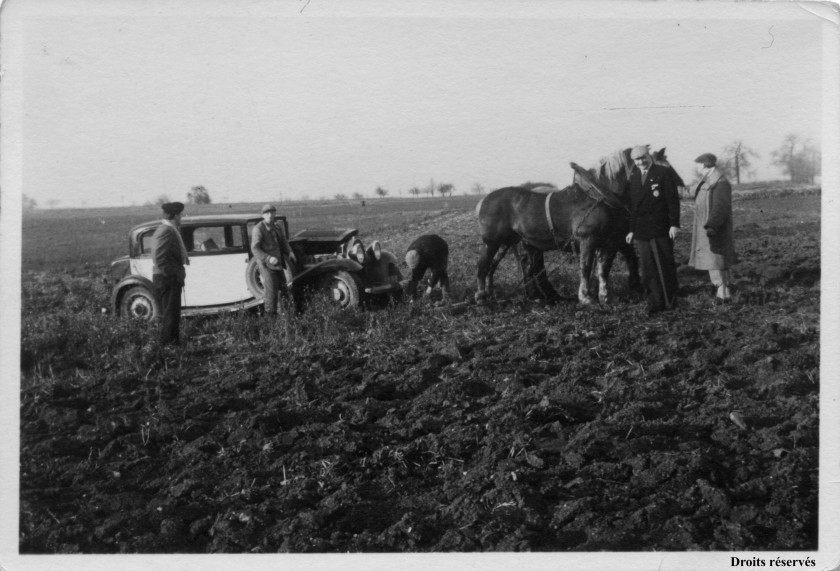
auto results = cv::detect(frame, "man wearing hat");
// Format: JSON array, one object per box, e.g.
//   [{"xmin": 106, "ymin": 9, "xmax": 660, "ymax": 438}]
[
  {"xmin": 624, "ymin": 145, "xmax": 681, "ymax": 314},
  {"xmin": 152, "ymin": 202, "xmax": 189, "ymax": 345},
  {"xmin": 689, "ymin": 153, "xmax": 737, "ymax": 304},
  {"xmin": 251, "ymin": 204, "xmax": 297, "ymax": 316}
]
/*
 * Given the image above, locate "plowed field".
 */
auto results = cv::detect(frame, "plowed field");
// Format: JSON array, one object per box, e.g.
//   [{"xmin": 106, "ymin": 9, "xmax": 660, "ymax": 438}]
[{"xmin": 18, "ymin": 189, "xmax": 820, "ymax": 552}]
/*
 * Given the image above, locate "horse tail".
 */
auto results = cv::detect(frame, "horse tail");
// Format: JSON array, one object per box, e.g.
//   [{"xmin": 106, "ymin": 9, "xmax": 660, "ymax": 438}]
[{"xmin": 475, "ymin": 195, "xmax": 487, "ymax": 219}]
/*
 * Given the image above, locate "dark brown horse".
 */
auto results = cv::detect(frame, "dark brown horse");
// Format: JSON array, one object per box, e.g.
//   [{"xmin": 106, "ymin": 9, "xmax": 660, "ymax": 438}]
[{"xmin": 475, "ymin": 147, "xmax": 684, "ymax": 304}]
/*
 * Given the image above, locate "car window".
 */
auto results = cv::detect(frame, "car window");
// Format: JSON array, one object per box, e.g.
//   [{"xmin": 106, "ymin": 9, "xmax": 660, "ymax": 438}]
[
  {"xmin": 138, "ymin": 229, "xmax": 157, "ymax": 255},
  {"xmin": 183, "ymin": 225, "xmax": 245, "ymax": 254}
]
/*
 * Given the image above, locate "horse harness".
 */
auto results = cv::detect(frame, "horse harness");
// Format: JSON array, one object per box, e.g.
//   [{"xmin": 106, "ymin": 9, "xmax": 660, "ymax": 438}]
[
  {"xmin": 543, "ymin": 188, "xmax": 614, "ymax": 254},
  {"xmin": 544, "ymin": 163, "xmax": 630, "ymax": 251},
  {"xmin": 520, "ymin": 165, "xmax": 630, "ymax": 296}
]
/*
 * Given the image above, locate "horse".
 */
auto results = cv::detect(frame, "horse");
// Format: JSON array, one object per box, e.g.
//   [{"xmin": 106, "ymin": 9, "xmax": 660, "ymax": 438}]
[{"xmin": 475, "ymin": 147, "xmax": 684, "ymax": 305}]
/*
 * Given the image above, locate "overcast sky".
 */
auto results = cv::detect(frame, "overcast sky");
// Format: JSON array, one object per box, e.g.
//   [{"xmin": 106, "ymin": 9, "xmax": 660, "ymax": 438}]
[{"xmin": 1, "ymin": 0, "xmax": 830, "ymax": 208}]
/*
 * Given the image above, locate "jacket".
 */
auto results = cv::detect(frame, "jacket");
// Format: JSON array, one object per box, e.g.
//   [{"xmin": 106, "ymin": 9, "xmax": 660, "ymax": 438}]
[
  {"xmin": 688, "ymin": 167, "xmax": 737, "ymax": 270},
  {"xmin": 626, "ymin": 163, "xmax": 680, "ymax": 240},
  {"xmin": 251, "ymin": 221, "xmax": 293, "ymax": 271},
  {"xmin": 152, "ymin": 222, "xmax": 188, "ymax": 285}
]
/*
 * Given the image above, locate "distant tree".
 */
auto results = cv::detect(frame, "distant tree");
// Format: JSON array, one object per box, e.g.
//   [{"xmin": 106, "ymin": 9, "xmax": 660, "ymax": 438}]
[
  {"xmin": 426, "ymin": 179, "xmax": 436, "ymax": 197},
  {"xmin": 520, "ymin": 181, "xmax": 556, "ymax": 190},
  {"xmin": 802, "ymin": 141, "xmax": 822, "ymax": 184},
  {"xmin": 375, "ymin": 186, "xmax": 389, "ymax": 198},
  {"xmin": 408, "ymin": 186, "xmax": 421, "ymax": 197},
  {"xmin": 155, "ymin": 194, "xmax": 170, "ymax": 206},
  {"xmin": 352, "ymin": 192, "xmax": 364, "ymax": 200},
  {"xmin": 772, "ymin": 134, "xmax": 819, "ymax": 184},
  {"xmin": 187, "ymin": 185, "xmax": 212, "ymax": 204},
  {"xmin": 334, "ymin": 193, "xmax": 347, "ymax": 200},
  {"xmin": 471, "ymin": 183, "xmax": 485, "ymax": 195},
  {"xmin": 22, "ymin": 194, "xmax": 38, "ymax": 210},
  {"xmin": 721, "ymin": 140, "xmax": 759, "ymax": 184},
  {"xmin": 436, "ymin": 183, "xmax": 455, "ymax": 197},
  {"xmin": 47, "ymin": 199, "xmax": 60, "ymax": 208}
]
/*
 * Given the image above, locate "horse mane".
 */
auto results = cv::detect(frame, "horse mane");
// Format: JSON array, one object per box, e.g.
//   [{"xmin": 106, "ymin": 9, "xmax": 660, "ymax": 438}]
[{"xmin": 597, "ymin": 148, "xmax": 633, "ymax": 188}]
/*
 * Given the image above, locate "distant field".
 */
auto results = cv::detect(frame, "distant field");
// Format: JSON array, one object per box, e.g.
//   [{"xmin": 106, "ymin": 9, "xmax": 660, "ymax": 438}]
[
  {"xmin": 20, "ymin": 184, "xmax": 819, "ymax": 272},
  {"xmin": 21, "ymin": 195, "xmax": 480, "ymax": 272}
]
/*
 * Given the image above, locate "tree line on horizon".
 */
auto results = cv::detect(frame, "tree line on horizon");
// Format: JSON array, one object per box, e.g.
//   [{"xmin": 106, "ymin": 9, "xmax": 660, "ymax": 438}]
[{"xmin": 20, "ymin": 134, "xmax": 822, "ymax": 210}]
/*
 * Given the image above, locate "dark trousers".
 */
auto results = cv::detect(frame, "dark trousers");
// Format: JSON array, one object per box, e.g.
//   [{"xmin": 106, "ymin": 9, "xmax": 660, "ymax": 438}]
[
  {"xmin": 260, "ymin": 267, "xmax": 288, "ymax": 315},
  {"xmin": 407, "ymin": 264, "xmax": 450, "ymax": 297},
  {"xmin": 635, "ymin": 236, "xmax": 678, "ymax": 311},
  {"xmin": 153, "ymin": 274, "xmax": 182, "ymax": 345}
]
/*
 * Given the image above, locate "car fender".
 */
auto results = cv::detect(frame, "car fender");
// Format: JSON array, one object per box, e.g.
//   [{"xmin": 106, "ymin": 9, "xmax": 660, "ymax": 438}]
[
  {"xmin": 291, "ymin": 258, "xmax": 363, "ymax": 287},
  {"xmin": 112, "ymin": 275, "xmax": 156, "ymax": 312},
  {"xmin": 378, "ymin": 250, "xmax": 399, "ymax": 267}
]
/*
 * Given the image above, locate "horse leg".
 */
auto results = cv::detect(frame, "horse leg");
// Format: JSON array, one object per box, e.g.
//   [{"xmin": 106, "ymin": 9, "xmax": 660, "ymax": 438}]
[
  {"xmin": 596, "ymin": 243, "xmax": 619, "ymax": 304},
  {"xmin": 487, "ymin": 243, "xmax": 512, "ymax": 300},
  {"xmin": 535, "ymin": 252, "xmax": 561, "ymax": 303},
  {"xmin": 516, "ymin": 244, "xmax": 538, "ymax": 299},
  {"xmin": 523, "ymin": 244, "xmax": 560, "ymax": 301},
  {"xmin": 476, "ymin": 241, "xmax": 500, "ymax": 303},
  {"xmin": 578, "ymin": 238, "xmax": 597, "ymax": 305},
  {"xmin": 619, "ymin": 240, "xmax": 642, "ymax": 293}
]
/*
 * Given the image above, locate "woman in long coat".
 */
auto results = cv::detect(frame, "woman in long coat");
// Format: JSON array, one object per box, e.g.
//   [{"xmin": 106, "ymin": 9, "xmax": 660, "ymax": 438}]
[{"xmin": 688, "ymin": 153, "xmax": 737, "ymax": 303}]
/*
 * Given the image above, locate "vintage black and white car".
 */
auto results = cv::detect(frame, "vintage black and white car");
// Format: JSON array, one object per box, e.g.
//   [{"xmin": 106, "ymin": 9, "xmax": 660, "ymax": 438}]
[{"xmin": 108, "ymin": 214, "xmax": 404, "ymax": 319}]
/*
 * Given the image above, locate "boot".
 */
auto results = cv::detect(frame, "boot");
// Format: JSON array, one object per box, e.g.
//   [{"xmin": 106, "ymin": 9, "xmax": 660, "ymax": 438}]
[{"xmin": 715, "ymin": 284, "xmax": 731, "ymax": 305}]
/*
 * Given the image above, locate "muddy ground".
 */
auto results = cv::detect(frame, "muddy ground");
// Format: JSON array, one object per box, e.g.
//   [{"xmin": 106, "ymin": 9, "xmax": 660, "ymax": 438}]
[{"xmin": 19, "ymin": 190, "xmax": 820, "ymax": 552}]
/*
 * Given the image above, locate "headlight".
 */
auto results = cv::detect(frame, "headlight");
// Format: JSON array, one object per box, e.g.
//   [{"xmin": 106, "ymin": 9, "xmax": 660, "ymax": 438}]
[
  {"xmin": 352, "ymin": 243, "xmax": 366, "ymax": 263},
  {"xmin": 367, "ymin": 241, "xmax": 382, "ymax": 261}
]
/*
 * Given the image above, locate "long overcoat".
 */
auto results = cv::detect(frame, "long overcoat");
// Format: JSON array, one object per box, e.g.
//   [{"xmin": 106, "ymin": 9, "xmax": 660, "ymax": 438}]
[
  {"xmin": 152, "ymin": 222, "xmax": 188, "ymax": 285},
  {"xmin": 688, "ymin": 167, "xmax": 737, "ymax": 270}
]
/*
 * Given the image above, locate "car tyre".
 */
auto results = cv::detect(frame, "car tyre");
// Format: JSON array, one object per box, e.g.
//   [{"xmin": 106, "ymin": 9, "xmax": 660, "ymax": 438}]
[
  {"xmin": 120, "ymin": 286, "xmax": 159, "ymax": 321},
  {"xmin": 245, "ymin": 258, "xmax": 265, "ymax": 299},
  {"xmin": 320, "ymin": 270, "xmax": 362, "ymax": 309}
]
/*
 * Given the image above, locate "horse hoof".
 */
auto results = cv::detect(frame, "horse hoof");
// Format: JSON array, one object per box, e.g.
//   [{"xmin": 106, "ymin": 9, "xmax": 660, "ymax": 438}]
[{"xmin": 475, "ymin": 292, "xmax": 488, "ymax": 304}]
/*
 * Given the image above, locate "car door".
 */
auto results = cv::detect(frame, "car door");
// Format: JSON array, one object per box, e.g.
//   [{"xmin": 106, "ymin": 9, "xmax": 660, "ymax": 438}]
[{"xmin": 181, "ymin": 224, "xmax": 252, "ymax": 306}]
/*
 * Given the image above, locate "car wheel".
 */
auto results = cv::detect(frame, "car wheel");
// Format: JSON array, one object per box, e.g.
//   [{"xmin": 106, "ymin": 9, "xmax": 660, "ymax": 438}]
[
  {"xmin": 120, "ymin": 286, "xmax": 159, "ymax": 320},
  {"xmin": 245, "ymin": 258, "xmax": 265, "ymax": 299},
  {"xmin": 319, "ymin": 270, "xmax": 361, "ymax": 309}
]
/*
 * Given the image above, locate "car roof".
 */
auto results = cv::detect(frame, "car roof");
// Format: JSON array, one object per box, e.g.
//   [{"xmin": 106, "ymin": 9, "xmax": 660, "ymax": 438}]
[{"xmin": 129, "ymin": 213, "xmax": 279, "ymax": 234}]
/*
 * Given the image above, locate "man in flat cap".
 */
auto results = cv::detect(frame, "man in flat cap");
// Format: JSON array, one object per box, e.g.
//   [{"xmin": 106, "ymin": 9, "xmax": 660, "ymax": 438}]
[
  {"xmin": 689, "ymin": 153, "xmax": 737, "ymax": 304},
  {"xmin": 152, "ymin": 201, "xmax": 189, "ymax": 346},
  {"xmin": 624, "ymin": 145, "xmax": 681, "ymax": 314},
  {"xmin": 251, "ymin": 204, "xmax": 297, "ymax": 316}
]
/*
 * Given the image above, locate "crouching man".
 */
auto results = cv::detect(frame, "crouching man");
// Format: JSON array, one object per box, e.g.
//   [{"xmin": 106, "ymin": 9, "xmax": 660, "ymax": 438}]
[{"xmin": 405, "ymin": 234, "xmax": 450, "ymax": 301}]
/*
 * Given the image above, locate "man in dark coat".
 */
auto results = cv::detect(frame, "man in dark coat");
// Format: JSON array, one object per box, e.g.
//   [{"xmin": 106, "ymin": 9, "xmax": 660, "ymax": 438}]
[
  {"xmin": 152, "ymin": 201, "xmax": 189, "ymax": 345},
  {"xmin": 624, "ymin": 145, "xmax": 681, "ymax": 314},
  {"xmin": 251, "ymin": 204, "xmax": 297, "ymax": 316},
  {"xmin": 404, "ymin": 234, "xmax": 450, "ymax": 301}
]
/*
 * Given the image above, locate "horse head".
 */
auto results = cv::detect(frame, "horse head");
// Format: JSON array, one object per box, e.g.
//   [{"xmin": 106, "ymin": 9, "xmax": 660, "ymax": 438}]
[
  {"xmin": 594, "ymin": 148, "xmax": 635, "ymax": 198},
  {"xmin": 596, "ymin": 146, "xmax": 685, "ymax": 193}
]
